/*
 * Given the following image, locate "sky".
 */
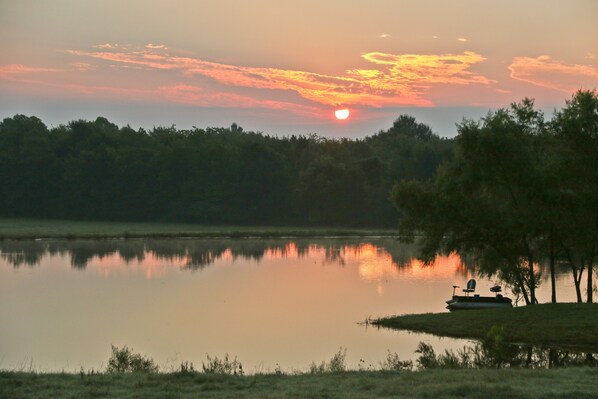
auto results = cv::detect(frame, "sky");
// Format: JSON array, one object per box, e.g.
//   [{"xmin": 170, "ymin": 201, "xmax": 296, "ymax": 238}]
[{"xmin": 0, "ymin": 0, "xmax": 596, "ymax": 138}]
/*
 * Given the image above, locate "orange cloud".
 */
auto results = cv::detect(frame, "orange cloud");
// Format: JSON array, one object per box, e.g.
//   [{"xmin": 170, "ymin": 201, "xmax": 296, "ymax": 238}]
[
  {"xmin": 68, "ymin": 45, "xmax": 493, "ymax": 107},
  {"xmin": 157, "ymin": 84, "xmax": 323, "ymax": 117},
  {"xmin": 361, "ymin": 51, "xmax": 492, "ymax": 85},
  {"xmin": 509, "ymin": 56, "xmax": 598, "ymax": 92}
]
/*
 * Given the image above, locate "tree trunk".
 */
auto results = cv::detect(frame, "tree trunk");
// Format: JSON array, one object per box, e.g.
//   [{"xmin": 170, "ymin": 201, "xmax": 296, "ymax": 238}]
[
  {"xmin": 572, "ymin": 265, "xmax": 583, "ymax": 303},
  {"xmin": 549, "ymin": 235, "xmax": 557, "ymax": 303},
  {"xmin": 587, "ymin": 261, "xmax": 593, "ymax": 303},
  {"xmin": 528, "ymin": 254, "xmax": 537, "ymax": 304},
  {"xmin": 512, "ymin": 264, "xmax": 531, "ymax": 305},
  {"xmin": 563, "ymin": 245, "xmax": 584, "ymax": 303}
]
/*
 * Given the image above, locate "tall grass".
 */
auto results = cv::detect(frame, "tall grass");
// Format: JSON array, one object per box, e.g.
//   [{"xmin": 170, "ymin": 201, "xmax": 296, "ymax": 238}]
[{"xmin": 309, "ymin": 347, "xmax": 347, "ymax": 374}]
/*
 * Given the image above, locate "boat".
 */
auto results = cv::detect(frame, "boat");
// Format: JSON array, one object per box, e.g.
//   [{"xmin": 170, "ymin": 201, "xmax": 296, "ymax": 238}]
[{"xmin": 446, "ymin": 279, "xmax": 513, "ymax": 311}]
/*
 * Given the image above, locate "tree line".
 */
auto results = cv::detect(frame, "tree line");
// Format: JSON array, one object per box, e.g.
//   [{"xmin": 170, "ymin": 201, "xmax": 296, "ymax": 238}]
[
  {"xmin": 2, "ymin": 91, "xmax": 595, "ymax": 303},
  {"xmin": 393, "ymin": 90, "xmax": 597, "ymax": 304},
  {"xmin": 0, "ymin": 114, "xmax": 452, "ymax": 227}
]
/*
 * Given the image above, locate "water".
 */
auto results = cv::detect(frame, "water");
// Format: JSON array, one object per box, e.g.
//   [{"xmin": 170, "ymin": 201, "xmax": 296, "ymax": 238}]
[{"xmin": 0, "ymin": 238, "xmax": 580, "ymax": 372}]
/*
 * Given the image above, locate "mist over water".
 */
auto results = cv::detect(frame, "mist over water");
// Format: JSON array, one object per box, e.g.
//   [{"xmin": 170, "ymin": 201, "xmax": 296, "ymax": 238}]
[{"xmin": 0, "ymin": 238, "xmax": 580, "ymax": 372}]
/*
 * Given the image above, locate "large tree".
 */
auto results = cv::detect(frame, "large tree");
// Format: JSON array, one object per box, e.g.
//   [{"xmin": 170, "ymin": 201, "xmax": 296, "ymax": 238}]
[
  {"xmin": 393, "ymin": 92, "xmax": 598, "ymax": 304},
  {"xmin": 550, "ymin": 90, "xmax": 598, "ymax": 303},
  {"xmin": 393, "ymin": 99, "xmax": 549, "ymax": 304}
]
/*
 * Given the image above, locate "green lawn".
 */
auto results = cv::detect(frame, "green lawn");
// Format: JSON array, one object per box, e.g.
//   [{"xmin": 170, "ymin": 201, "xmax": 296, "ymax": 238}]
[
  {"xmin": 374, "ymin": 303, "xmax": 598, "ymax": 349},
  {"xmin": 2, "ymin": 368, "xmax": 597, "ymax": 399},
  {"xmin": 0, "ymin": 218, "xmax": 397, "ymax": 239}
]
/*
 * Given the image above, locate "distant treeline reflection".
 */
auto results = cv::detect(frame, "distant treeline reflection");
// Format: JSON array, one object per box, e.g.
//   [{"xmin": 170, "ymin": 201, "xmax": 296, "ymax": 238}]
[{"xmin": 0, "ymin": 238, "xmax": 441, "ymax": 271}]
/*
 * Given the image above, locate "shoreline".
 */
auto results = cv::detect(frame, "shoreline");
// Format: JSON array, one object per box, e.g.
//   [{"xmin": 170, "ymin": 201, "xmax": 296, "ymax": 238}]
[
  {"xmin": 0, "ymin": 218, "xmax": 399, "ymax": 240},
  {"xmin": 373, "ymin": 303, "xmax": 598, "ymax": 349}
]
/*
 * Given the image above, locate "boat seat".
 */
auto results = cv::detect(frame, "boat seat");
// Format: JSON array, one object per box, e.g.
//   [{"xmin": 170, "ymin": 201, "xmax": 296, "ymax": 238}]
[{"xmin": 462, "ymin": 279, "xmax": 476, "ymax": 295}]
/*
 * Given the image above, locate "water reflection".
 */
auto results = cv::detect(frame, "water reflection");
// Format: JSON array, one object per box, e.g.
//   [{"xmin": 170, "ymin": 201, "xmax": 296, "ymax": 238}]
[
  {"xmin": 416, "ymin": 341, "xmax": 597, "ymax": 369},
  {"xmin": 0, "ymin": 239, "xmax": 469, "ymax": 277},
  {"xmin": 509, "ymin": 345, "xmax": 596, "ymax": 368},
  {"xmin": 0, "ymin": 238, "xmax": 581, "ymax": 372}
]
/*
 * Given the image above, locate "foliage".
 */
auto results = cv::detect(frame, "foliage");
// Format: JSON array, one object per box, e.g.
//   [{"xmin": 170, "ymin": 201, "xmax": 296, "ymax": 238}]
[
  {"xmin": 415, "ymin": 342, "xmax": 439, "ymax": 369},
  {"xmin": 380, "ymin": 351, "xmax": 413, "ymax": 371},
  {"xmin": 481, "ymin": 325, "xmax": 516, "ymax": 367},
  {"xmin": 0, "ymin": 115, "xmax": 453, "ymax": 228},
  {"xmin": 309, "ymin": 347, "xmax": 347, "ymax": 374},
  {"xmin": 202, "ymin": 354, "xmax": 243, "ymax": 375},
  {"xmin": 106, "ymin": 345, "xmax": 159, "ymax": 373},
  {"xmin": 391, "ymin": 90, "xmax": 598, "ymax": 303}
]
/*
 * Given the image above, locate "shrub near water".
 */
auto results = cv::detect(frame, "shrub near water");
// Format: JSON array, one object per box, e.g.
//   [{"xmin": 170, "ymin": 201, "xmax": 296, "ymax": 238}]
[
  {"xmin": 380, "ymin": 350, "xmax": 413, "ymax": 371},
  {"xmin": 309, "ymin": 347, "xmax": 347, "ymax": 374}
]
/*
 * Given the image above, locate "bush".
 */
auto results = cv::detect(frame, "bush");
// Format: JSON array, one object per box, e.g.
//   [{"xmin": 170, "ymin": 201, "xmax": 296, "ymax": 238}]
[
  {"xmin": 482, "ymin": 325, "xmax": 518, "ymax": 367},
  {"xmin": 202, "ymin": 354, "xmax": 243, "ymax": 375},
  {"xmin": 380, "ymin": 351, "xmax": 413, "ymax": 371},
  {"xmin": 415, "ymin": 342, "xmax": 476, "ymax": 369},
  {"xmin": 415, "ymin": 342, "xmax": 438, "ymax": 369},
  {"xmin": 309, "ymin": 347, "xmax": 347, "ymax": 374},
  {"xmin": 106, "ymin": 345, "xmax": 159, "ymax": 373}
]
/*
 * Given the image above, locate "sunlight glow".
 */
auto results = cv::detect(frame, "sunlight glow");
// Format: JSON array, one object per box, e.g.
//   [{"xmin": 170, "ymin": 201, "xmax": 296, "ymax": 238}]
[{"xmin": 335, "ymin": 108, "xmax": 350, "ymax": 120}]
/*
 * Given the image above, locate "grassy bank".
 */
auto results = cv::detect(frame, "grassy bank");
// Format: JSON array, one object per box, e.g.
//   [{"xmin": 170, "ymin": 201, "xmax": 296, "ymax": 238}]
[
  {"xmin": 0, "ymin": 218, "xmax": 398, "ymax": 240},
  {"xmin": 374, "ymin": 303, "xmax": 598, "ymax": 348},
  {"xmin": 2, "ymin": 368, "xmax": 597, "ymax": 399}
]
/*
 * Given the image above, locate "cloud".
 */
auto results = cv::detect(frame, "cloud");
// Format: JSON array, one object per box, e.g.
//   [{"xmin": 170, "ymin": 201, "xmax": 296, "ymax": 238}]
[
  {"xmin": 1, "ymin": 68, "xmax": 324, "ymax": 118},
  {"xmin": 146, "ymin": 43, "xmax": 168, "ymax": 49},
  {"xmin": 380, "ymin": 33, "xmax": 391, "ymax": 38},
  {"xmin": 0, "ymin": 64, "xmax": 62, "ymax": 78},
  {"xmin": 361, "ymin": 51, "xmax": 493, "ymax": 85},
  {"xmin": 68, "ymin": 46, "xmax": 493, "ymax": 107},
  {"xmin": 71, "ymin": 62, "xmax": 93, "ymax": 71},
  {"xmin": 509, "ymin": 56, "xmax": 598, "ymax": 92},
  {"xmin": 157, "ymin": 84, "xmax": 323, "ymax": 117},
  {"xmin": 457, "ymin": 38, "xmax": 468, "ymax": 42},
  {"xmin": 93, "ymin": 43, "xmax": 118, "ymax": 49}
]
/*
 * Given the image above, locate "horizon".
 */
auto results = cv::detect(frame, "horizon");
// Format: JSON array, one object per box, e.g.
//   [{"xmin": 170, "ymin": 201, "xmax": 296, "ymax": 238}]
[{"xmin": 1, "ymin": 0, "xmax": 597, "ymax": 138}]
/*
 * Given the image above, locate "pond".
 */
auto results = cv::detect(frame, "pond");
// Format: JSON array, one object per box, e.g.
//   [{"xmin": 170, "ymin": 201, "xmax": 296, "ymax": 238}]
[{"xmin": 0, "ymin": 238, "xmax": 580, "ymax": 372}]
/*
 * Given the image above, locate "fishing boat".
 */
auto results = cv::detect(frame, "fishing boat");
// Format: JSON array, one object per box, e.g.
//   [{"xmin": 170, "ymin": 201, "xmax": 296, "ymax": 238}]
[{"xmin": 446, "ymin": 279, "xmax": 512, "ymax": 311}]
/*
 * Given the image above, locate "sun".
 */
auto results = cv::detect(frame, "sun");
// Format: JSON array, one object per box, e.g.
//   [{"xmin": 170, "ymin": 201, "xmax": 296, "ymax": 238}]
[{"xmin": 334, "ymin": 108, "xmax": 350, "ymax": 120}]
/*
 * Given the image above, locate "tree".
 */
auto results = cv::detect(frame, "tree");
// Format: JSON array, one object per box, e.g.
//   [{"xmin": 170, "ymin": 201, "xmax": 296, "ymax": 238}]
[
  {"xmin": 0, "ymin": 115, "xmax": 59, "ymax": 217},
  {"xmin": 550, "ymin": 90, "xmax": 598, "ymax": 303},
  {"xmin": 392, "ymin": 99, "xmax": 548, "ymax": 304}
]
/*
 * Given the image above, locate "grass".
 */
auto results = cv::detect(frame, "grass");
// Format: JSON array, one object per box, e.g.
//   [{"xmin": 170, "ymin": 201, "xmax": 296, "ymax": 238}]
[
  {"xmin": 373, "ymin": 303, "xmax": 598, "ymax": 349},
  {"xmin": 1, "ymin": 368, "xmax": 597, "ymax": 398},
  {"xmin": 0, "ymin": 218, "xmax": 398, "ymax": 240}
]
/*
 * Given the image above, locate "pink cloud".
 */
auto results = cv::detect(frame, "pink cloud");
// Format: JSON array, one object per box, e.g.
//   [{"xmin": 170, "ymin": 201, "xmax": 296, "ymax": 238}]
[
  {"xmin": 68, "ymin": 46, "xmax": 493, "ymax": 107},
  {"xmin": 0, "ymin": 64, "xmax": 62, "ymax": 77},
  {"xmin": 509, "ymin": 56, "xmax": 598, "ymax": 92},
  {"xmin": 156, "ymin": 84, "xmax": 324, "ymax": 118}
]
